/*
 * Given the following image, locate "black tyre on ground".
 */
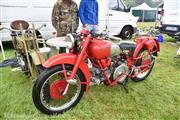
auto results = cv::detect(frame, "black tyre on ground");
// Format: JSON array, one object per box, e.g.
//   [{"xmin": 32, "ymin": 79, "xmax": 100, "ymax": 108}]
[
  {"xmin": 131, "ymin": 49, "xmax": 155, "ymax": 82},
  {"xmin": 120, "ymin": 26, "xmax": 133, "ymax": 40},
  {"xmin": 32, "ymin": 65, "xmax": 86, "ymax": 115},
  {"xmin": 36, "ymin": 65, "xmax": 44, "ymax": 74}
]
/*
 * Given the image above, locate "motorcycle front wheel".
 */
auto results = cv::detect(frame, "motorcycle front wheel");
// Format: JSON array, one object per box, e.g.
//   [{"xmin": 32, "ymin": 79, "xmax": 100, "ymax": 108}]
[
  {"xmin": 32, "ymin": 65, "xmax": 86, "ymax": 115},
  {"xmin": 131, "ymin": 49, "xmax": 155, "ymax": 82}
]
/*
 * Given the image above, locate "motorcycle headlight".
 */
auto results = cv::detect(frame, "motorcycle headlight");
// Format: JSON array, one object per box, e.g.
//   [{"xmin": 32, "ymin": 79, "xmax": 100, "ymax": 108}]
[
  {"xmin": 64, "ymin": 34, "xmax": 75, "ymax": 49},
  {"xmin": 65, "ymin": 33, "xmax": 81, "ymax": 49}
]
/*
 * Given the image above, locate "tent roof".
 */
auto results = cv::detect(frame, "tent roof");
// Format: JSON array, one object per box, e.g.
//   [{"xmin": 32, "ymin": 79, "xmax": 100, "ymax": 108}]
[{"xmin": 131, "ymin": 3, "xmax": 157, "ymax": 10}]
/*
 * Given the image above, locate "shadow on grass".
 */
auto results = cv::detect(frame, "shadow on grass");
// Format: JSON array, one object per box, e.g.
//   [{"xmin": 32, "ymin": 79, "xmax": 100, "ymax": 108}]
[{"xmin": 2, "ymin": 41, "xmax": 14, "ymax": 50}]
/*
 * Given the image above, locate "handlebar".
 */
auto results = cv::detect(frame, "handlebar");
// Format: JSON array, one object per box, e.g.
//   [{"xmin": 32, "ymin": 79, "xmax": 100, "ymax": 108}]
[
  {"xmin": 0, "ymin": 23, "xmax": 46, "ymax": 32},
  {"xmin": 0, "ymin": 27, "xmax": 17, "ymax": 32},
  {"xmin": 36, "ymin": 24, "xmax": 46, "ymax": 30}
]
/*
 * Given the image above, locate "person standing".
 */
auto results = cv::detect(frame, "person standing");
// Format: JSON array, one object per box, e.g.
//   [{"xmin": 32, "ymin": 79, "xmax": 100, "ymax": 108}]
[
  {"xmin": 52, "ymin": 0, "xmax": 79, "ymax": 52},
  {"xmin": 79, "ymin": 0, "xmax": 99, "ymax": 34}
]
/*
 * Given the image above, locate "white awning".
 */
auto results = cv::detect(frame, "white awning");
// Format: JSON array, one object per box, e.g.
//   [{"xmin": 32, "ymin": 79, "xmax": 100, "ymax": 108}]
[{"xmin": 131, "ymin": 3, "xmax": 157, "ymax": 11}]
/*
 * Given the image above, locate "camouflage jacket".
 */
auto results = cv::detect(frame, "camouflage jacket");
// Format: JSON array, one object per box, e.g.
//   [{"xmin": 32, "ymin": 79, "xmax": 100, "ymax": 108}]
[{"xmin": 52, "ymin": 0, "xmax": 79, "ymax": 36}]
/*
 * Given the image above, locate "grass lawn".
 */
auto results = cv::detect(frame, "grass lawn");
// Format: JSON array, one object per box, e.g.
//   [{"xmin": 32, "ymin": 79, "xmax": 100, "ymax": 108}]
[{"xmin": 0, "ymin": 23, "xmax": 180, "ymax": 120}]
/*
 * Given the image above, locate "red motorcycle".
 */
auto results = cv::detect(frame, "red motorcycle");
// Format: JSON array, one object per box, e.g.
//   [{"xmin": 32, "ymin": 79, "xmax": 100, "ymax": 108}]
[{"xmin": 32, "ymin": 29, "xmax": 160, "ymax": 115}]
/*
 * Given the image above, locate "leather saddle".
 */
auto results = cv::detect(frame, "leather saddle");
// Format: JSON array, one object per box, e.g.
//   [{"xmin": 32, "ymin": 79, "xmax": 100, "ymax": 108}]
[{"xmin": 119, "ymin": 41, "xmax": 136, "ymax": 52}]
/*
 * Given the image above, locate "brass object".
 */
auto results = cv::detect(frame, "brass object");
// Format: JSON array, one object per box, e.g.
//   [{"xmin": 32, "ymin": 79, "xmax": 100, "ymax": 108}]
[{"xmin": 10, "ymin": 20, "xmax": 50, "ymax": 79}]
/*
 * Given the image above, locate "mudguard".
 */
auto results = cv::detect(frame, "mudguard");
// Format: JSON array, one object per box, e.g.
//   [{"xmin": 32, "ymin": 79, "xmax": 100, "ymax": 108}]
[
  {"xmin": 43, "ymin": 53, "xmax": 91, "ymax": 91},
  {"xmin": 133, "ymin": 36, "xmax": 160, "ymax": 58}
]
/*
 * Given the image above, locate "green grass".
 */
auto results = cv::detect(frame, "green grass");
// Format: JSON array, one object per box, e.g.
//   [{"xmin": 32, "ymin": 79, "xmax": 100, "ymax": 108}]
[
  {"xmin": 0, "ymin": 23, "xmax": 180, "ymax": 120},
  {"xmin": 137, "ymin": 22, "xmax": 159, "ymax": 29}
]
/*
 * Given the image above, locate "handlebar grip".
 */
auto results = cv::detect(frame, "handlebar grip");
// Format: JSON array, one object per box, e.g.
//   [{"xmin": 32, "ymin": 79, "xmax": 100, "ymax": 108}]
[{"xmin": 43, "ymin": 24, "xmax": 47, "ymax": 27}]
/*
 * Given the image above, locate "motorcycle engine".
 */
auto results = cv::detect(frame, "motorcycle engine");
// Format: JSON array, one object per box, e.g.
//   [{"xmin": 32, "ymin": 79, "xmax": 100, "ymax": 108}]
[
  {"xmin": 17, "ymin": 53, "xmax": 28, "ymax": 72},
  {"xmin": 113, "ymin": 63, "xmax": 128, "ymax": 83},
  {"xmin": 90, "ymin": 66, "xmax": 105, "ymax": 85},
  {"xmin": 90, "ymin": 57, "xmax": 129, "ymax": 85}
]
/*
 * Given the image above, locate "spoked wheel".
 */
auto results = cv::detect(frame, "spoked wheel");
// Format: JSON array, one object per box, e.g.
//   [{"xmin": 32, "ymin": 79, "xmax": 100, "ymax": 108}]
[
  {"xmin": 131, "ymin": 49, "xmax": 155, "ymax": 82},
  {"xmin": 32, "ymin": 65, "xmax": 86, "ymax": 115}
]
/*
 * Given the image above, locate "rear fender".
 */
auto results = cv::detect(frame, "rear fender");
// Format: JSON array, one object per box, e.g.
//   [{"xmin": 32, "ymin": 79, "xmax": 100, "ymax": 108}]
[
  {"xmin": 43, "ymin": 53, "xmax": 91, "ymax": 91},
  {"xmin": 133, "ymin": 37, "xmax": 160, "ymax": 58},
  {"xmin": 133, "ymin": 43, "xmax": 144, "ymax": 58},
  {"xmin": 143, "ymin": 38, "xmax": 160, "ymax": 56}
]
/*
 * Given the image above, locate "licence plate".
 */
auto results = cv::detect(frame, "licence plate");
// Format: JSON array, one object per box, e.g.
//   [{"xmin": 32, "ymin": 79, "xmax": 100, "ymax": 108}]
[{"xmin": 165, "ymin": 26, "xmax": 178, "ymax": 31}]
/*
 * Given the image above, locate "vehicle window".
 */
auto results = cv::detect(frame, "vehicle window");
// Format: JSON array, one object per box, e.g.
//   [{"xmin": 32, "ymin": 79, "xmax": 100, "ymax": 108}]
[
  {"xmin": 108, "ymin": 0, "xmax": 119, "ymax": 11},
  {"xmin": 118, "ymin": 0, "xmax": 125, "ymax": 11}
]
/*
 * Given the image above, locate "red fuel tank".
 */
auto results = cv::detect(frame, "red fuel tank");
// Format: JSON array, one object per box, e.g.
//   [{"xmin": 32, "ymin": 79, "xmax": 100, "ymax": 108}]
[{"xmin": 87, "ymin": 39, "xmax": 112, "ymax": 59}]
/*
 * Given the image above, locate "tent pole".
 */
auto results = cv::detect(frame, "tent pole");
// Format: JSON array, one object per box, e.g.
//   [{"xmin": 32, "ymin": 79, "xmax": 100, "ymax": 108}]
[
  {"xmin": 155, "ymin": 8, "xmax": 158, "ymax": 27},
  {"xmin": 143, "ymin": 10, "xmax": 145, "ymax": 22}
]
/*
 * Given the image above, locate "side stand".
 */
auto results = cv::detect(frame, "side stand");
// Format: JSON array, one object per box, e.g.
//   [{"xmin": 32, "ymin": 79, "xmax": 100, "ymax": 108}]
[{"xmin": 122, "ymin": 78, "xmax": 129, "ymax": 93}]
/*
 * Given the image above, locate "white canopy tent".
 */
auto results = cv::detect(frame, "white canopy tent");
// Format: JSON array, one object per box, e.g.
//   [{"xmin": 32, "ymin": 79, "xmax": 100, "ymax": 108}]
[
  {"xmin": 131, "ymin": 3, "xmax": 157, "ymax": 11},
  {"xmin": 131, "ymin": 3, "xmax": 157, "ymax": 22}
]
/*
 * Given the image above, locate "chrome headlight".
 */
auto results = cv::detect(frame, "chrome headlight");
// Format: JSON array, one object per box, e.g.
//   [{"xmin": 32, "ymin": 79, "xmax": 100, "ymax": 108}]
[
  {"xmin": 65, "ymin": 33, "xmax": 81, "ymax": 49},
  {"xmin": 65, "ymin": 34, "xmax": 75, "ymax": 49}
]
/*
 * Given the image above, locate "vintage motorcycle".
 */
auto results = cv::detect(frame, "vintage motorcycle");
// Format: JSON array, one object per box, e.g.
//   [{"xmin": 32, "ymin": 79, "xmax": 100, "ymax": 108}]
[
  {"xmin": 32, "ymin": 29, "xmax": 160, "ymax": 115},
  {"xmin": 0, "ymin": 20, "xmax": 49, "ymax": 78}
]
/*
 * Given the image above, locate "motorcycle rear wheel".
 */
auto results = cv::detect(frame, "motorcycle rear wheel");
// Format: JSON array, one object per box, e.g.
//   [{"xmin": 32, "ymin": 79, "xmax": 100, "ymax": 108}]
[
  {"xmin": 32, "ymin": 65, "xmax": 86, "ymax": 115},
  {"xmin": 131, "ymin": 49, "xmax": 155, "ymax": 82}
]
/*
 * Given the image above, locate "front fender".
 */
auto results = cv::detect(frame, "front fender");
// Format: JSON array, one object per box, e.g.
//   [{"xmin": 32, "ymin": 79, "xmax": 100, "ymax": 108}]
[{"xmin": 43, "ymin": 53, "xmax": 91, "ymax": 91}]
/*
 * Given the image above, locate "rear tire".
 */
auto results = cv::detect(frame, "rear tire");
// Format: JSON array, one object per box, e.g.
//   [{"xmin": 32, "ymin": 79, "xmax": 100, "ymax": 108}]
[
  {"xmin": 32, "ymin": 65, "xmax": 86, "ymax": 115},
  {"xmin": 131, "ymin": 49, "xmax": 155, "ymax": 82}
]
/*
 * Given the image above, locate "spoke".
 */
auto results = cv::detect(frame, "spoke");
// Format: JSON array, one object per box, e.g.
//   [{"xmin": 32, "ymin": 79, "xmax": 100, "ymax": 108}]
[
  {"xmin": 40, "ymin": 69, "xmax": 81, "ymax": 111},
  {"xmin": 133, "ymin": 50, "xmax": 154, "ymax": 78},
  {"xmin": 62, "ymin": 64, "xmax": 68, "ymax": 80},
  {"xmin": 62, "ymin": 84, "xmax": 70, "ymax": 96}
]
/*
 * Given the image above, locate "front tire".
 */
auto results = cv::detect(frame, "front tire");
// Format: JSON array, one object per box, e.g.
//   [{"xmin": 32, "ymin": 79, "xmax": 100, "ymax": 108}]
[{"xmin": 32, "ymin": 65, "xmax": 86, "ymax": 115}]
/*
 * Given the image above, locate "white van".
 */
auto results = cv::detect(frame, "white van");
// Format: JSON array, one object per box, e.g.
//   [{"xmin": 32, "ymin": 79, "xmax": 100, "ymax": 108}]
[
  {"xmin": 0, "ymin": 0, "xmax": 138, "ymax": 41},
  {"xmin": 159, "ymin": 0, "xmax": 180, "ymax": 36},
  {"xmin": 0, "ymin": 0, "xmax": 57, "ymax": 41}
]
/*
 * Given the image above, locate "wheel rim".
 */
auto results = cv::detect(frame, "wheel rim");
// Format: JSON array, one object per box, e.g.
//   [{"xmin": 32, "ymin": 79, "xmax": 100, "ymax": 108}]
[
  {"xmin": 40, "ymin": 70, "xmax": 81, "ymax": 111},
  {"xmin": 134, "ymin": 50, "xmax": 154, "ymax": 78},
  {"xmin": 124, "ymin": 31, "xmax": 131, "ymax": 39}
]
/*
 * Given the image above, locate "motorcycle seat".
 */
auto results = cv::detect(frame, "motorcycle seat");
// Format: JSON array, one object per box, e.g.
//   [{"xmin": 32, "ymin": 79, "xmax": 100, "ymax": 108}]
[
  {"xmin": 119, "ymin": 41, "xmax": 136, "ymax": 51},
  {"xmin": 46, "ymin": 37, "xmax": 70, "ymax": 48}
]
